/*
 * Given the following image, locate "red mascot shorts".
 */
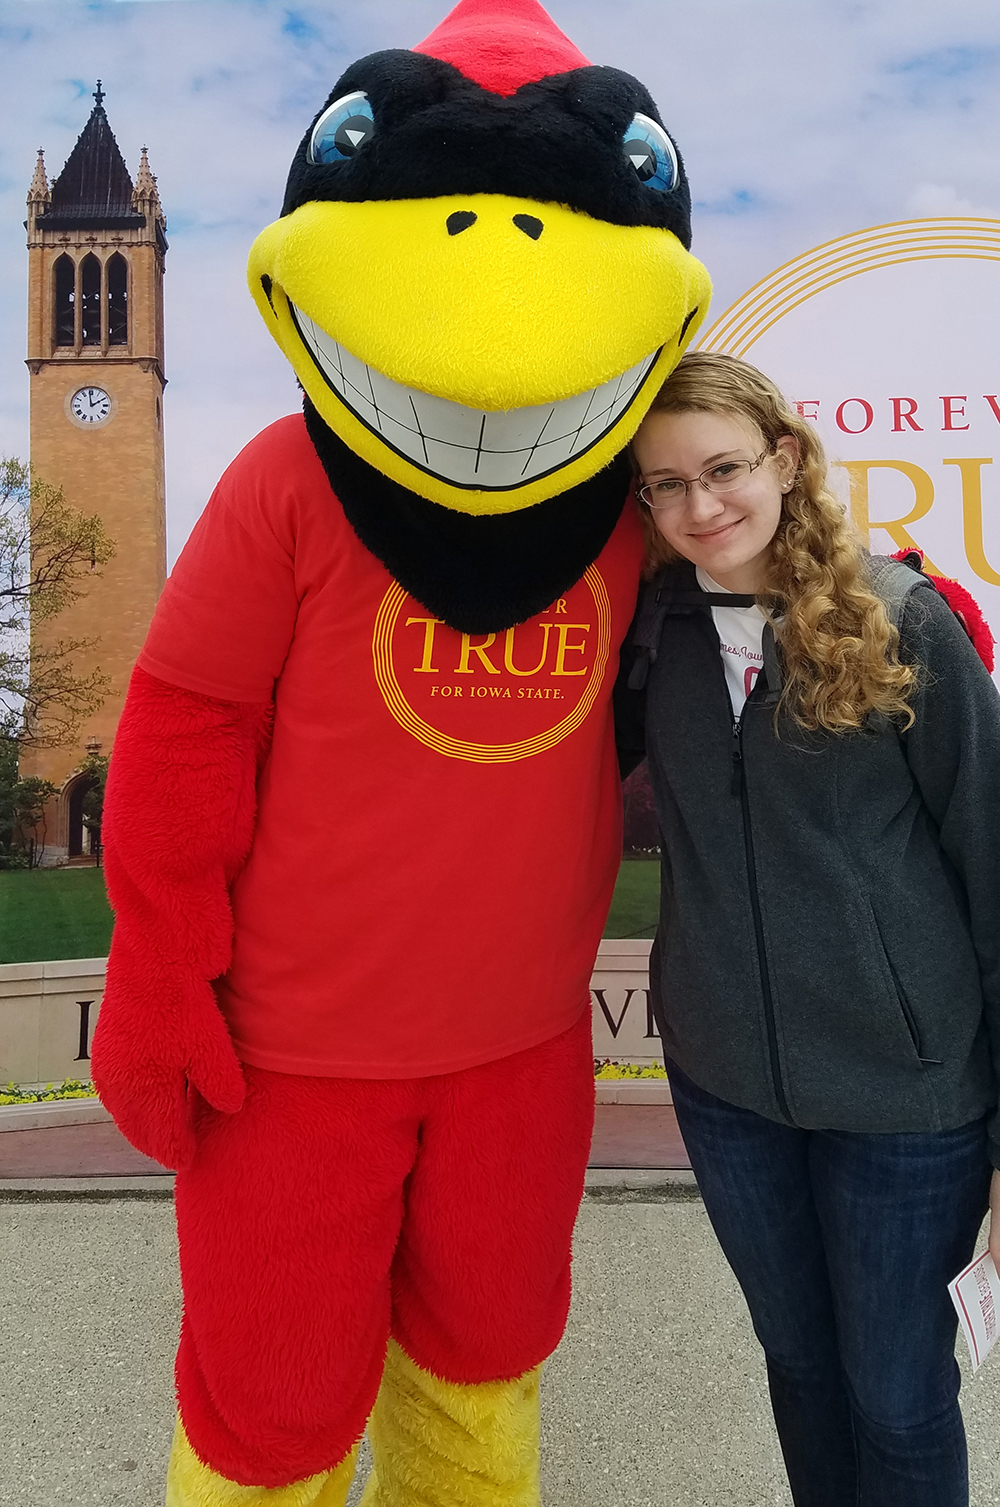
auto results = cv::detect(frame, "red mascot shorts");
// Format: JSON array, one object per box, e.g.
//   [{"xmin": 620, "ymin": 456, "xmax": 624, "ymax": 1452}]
[{"xmin": 172, "ymin": 1010, "xmax": 595, "ymax": 1487}]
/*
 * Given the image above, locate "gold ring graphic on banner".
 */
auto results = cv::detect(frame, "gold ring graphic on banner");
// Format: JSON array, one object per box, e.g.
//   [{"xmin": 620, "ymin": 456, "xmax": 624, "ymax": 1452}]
[{"xmin": 696, "ymin": 217, "xmax": 1000, "ymax": 358}]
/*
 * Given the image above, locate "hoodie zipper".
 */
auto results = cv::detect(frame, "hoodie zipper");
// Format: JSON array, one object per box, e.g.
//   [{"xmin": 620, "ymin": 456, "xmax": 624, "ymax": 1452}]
[{"xmin": 731, "ymin": 698, "xmax": 794, "ymax": 1125}]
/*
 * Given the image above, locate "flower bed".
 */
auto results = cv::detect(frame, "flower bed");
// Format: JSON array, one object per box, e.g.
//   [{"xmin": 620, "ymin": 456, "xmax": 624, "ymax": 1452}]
[
  {"xmin": 0, "ymin": 1078, "xmax": 97, "ymax": 1106},
  {"xmin": 594, "ymin": 1059, "xmax": 667, "ymax": 1080},
  {"xmin": 1, "ymin": 1061, "xmax": 667, "ymax": 1107},
  {"xmin": 3, "ymin": 1067, "xmax": 669, "ymax": 1103}
]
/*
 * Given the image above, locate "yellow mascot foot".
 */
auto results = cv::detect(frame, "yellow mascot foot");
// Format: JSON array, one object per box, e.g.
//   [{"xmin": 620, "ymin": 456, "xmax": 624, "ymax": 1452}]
[
  {"xmin": 166, "ymin": 1418, "xmax": 358, "ymax": 1507},
  {"xmin": 359, "ymin": 1339, "xmax": 541, "ymax": 1507}
]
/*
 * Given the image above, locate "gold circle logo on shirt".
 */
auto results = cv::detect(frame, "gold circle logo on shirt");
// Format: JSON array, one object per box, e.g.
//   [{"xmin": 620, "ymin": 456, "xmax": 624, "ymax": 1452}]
[{"xmin": 372, "ymin": 567, "xmax": 612, "ymax": 763}]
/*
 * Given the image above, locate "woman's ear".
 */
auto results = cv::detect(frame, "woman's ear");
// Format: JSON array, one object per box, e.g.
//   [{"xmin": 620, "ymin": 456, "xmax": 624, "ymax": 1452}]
[{"xmin": 775, "ymin": 433, "xmax": 800, "ymax": 488}]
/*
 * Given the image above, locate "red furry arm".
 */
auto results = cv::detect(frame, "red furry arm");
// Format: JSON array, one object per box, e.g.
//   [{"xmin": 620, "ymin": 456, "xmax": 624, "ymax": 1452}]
[{"xmin": 91, "ymin": 665, "xmax": 272, "ymax": 1169}]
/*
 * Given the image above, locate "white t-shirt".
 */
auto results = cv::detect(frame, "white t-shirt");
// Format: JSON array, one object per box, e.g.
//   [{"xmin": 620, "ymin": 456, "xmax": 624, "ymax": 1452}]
[{"xmin": 696, "ymin": 567, "xmax": 767, "ymax": 718}]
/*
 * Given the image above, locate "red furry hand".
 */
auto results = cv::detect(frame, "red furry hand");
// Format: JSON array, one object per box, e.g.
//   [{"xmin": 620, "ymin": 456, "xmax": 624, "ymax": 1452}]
[
  {"xmin": 90, "ymin": 667, "xmax": 271, "ymax": 1170},
  {"xmin": 92, "ymin": 943, "xmax": 245, "ymax": 1170}
]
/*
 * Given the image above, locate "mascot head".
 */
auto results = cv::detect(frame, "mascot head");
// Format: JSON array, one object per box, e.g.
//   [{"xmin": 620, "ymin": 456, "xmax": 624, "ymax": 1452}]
[{"xmin": 248, "ymin": 0, "xmax": 711, "ymax": 627}]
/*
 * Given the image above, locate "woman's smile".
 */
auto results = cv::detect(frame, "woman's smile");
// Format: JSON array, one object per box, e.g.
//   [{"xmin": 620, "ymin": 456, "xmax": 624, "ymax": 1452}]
[{"xmin": 687, "ymin": 517, "xmax": 743, "ymax": 543}]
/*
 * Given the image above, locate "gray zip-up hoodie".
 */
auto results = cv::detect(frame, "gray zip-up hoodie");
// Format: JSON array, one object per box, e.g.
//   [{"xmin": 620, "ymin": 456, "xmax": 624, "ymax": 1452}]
[{"xmin": 614, "ymin": 560, "xmax": 1000, "ymax": 1165}]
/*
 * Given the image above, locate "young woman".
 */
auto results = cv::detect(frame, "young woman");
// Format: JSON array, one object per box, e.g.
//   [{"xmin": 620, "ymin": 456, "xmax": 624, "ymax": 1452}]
[{"xmin": 615, "ymin": 351, "xmax": 1000, "ymax": 1507}]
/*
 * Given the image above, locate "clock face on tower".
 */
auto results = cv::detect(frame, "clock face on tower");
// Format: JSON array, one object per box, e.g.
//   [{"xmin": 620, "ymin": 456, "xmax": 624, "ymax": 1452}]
[{"xmin": 70, "ymin": 387, "xmax": 112, "ymax": 426}]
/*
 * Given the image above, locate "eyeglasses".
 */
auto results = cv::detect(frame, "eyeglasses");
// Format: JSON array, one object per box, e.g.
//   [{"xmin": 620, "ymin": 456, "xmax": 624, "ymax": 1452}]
[{"xmin": 638, "ymin": 450, "xmax": 771, "ymax": 509}]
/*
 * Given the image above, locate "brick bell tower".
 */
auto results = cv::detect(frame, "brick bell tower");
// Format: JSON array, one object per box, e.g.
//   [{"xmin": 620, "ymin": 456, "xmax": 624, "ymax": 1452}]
[{"xmin": 24, "ymin": 83, "xmax": 167, "ymax": 863}]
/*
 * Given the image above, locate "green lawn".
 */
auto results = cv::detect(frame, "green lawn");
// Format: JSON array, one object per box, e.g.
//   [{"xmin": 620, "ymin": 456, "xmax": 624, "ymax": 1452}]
[
  {"xmin": 0, "ymin": 868, "xmax": 114, "ymax": 964},
  {"xmin": 604, "ymin": 857, "xmax": 659, "ymax": 939},
  {"xmin": 0, "ymin": 856, "xmax": 659, "ymax": 965}
]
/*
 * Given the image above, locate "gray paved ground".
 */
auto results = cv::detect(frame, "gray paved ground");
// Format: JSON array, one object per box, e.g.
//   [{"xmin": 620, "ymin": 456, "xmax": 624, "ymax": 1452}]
[{"xmin": 3, "ymin": 1190, "xmax": 1000, "ymax": 1506}]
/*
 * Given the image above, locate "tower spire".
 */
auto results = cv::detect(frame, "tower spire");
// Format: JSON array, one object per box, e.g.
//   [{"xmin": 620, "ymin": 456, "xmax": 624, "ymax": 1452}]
[
  {"xmin": 27, "ymin": 149, "xmax": 50, "ymax": 206},
  {"xmin": 133, "ymin": 145, "xmax": 158, "ymax": 200},
  {"xmin": 45, "ymin": 88, "xmax": 136, "ymax": 220},
  {"xmin": 132, "ymin": 145, "xmax": 165, "ymax": 231}
]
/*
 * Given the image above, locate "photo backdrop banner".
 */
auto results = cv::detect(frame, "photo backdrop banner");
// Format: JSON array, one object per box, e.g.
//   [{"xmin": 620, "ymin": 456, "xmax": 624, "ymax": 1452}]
[{"xmin": 699, "ymin": 216, "xmax": 1000, "ymax": 686}]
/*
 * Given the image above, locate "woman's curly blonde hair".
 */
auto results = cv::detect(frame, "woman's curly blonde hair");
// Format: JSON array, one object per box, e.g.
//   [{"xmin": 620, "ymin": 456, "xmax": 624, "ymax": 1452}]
[{"xmin": 635, "ymin": 351, "xmax": 915, "ymax": 732}]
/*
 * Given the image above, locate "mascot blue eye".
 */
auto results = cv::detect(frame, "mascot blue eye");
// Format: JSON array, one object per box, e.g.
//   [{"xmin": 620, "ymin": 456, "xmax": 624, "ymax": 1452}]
[
  {"xmin": 308, "ymin": 91, "xmax": 375, "ymax": 165},
  {"xmin": 622, "ymin": 113, "xmax": 678, "ymax": 193}
]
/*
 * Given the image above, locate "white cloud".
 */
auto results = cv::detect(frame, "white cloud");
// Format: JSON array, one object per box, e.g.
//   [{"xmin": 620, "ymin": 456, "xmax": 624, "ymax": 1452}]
[
  {"xmin": 907, "ymin": 181, "xmax": 980, "ymax": 214},
  {"xmin": 1, "ymin": 0, "xmax": 999, "ymax": 559}
]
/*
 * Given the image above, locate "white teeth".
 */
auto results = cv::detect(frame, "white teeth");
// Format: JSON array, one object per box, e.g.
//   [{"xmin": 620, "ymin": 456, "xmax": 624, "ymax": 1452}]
[{"xmin": 290, "ymin": 302, "xmax": 658, "ymax": 491}]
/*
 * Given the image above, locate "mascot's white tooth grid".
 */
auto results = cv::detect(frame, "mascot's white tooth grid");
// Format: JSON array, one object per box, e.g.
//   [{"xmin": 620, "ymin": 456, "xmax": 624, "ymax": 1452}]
[{"xmin": 291, "ymin": 300, "xmax": 662, "ymax": 490}]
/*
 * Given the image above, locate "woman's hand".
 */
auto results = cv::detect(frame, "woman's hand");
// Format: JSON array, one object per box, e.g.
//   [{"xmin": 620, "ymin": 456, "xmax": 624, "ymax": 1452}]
[{"xmin": 989, "ymin": 1170, "xmax": 1000, "ymax": 1270}]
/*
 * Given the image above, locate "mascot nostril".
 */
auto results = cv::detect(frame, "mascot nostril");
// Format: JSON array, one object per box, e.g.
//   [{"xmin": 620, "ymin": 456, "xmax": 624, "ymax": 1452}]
[
  {"xmin": 446, "ymin": 210, "xmax": 478, "ymax": 235},
  {"xmin": 512, "ymin": 213, "xmax": 543, "ymax": 240},
  {"xmin": 93, "ymin": 2, "xmax": 714, "ymax": 1504}
]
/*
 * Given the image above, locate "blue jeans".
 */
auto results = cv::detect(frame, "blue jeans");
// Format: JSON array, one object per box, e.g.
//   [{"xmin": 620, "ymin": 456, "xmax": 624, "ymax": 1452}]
[{"xmin": 666, "ymin": 1059, "xmax": 992, "ymax": 1507}]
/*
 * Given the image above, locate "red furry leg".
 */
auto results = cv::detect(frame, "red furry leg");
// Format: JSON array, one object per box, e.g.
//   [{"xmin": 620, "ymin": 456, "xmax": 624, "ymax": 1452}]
[
  {"xmin": 173, "ymin": 1066, "xmax": 424, "ymax": 1487},
  {"xmin": 390, "ymin": 1009, "xmax": 595, "ymax": 1383},
  {"xmin": 171, "ymin": 1020, "xmax": 593, "ymax": 1486}
]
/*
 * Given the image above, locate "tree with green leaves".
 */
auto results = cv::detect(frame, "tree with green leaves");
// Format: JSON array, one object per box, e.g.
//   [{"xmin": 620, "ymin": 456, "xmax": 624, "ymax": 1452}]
[
  {"xmin": 79, "ymin": 747, "xmax": 110, "ymax": 863},
  {"xmin": 0, "ymin": 735, "xmax": 55, "ymax": 868},
  {"xmin": 0, "ymin": 457, "xmax": 115, "ymax": 865},
  {"xmin": 1, "ymin": 455, "xmax": 115, "ymax": 748}
]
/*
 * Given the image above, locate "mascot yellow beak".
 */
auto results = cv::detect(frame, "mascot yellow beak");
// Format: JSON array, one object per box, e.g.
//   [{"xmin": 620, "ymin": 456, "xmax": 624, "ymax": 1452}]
[
  {"xmin": 249, "ymin": 195, "xmax": 709, "ymax": 514},
  {"xmin": 248, "ymin": 1, "xmax": 711, "ymax": 516}
]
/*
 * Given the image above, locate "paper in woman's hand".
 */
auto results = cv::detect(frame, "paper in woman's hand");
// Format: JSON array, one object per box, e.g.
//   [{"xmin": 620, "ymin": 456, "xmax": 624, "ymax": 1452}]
[{"xmin": 949, "ymin": 1252, "xmax": 1000, "ymax": 1373}]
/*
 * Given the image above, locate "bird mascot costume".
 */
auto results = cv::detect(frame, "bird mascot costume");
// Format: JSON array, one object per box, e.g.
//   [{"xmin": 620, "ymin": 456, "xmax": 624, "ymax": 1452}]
[{"xmin": 91, "ymin": 2, "xmax": 711, "ymax": 1501}]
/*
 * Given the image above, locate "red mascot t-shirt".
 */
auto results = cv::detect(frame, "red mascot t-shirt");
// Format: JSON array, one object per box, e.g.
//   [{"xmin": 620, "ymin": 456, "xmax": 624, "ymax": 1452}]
[{"xmin": 140, "ymin": 415, "xmax": 642, "ymax": 1077}]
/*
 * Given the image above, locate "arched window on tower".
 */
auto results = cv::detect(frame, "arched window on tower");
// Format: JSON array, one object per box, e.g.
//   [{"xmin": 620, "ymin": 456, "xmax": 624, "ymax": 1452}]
[
  {"xmin": 54, "ymin": 255, "xmax": 75, "ymax": 346},
  {"xmin": 107, "ymin": 254, "xmax": 128, "ymax": 346},
  {"xmin": 80, "ymin": 254, "xmax": 101, "ymax": 346}
]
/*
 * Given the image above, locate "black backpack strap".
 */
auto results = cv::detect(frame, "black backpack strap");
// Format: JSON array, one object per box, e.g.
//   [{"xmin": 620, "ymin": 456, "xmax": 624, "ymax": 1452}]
[
  {"xmin": 627, "ymin": 566, "xmax": 763, "ymax": 690},
  {"xmin": 865, "ymin": 551, "xmax": 937, "ymax": 632},
  {"xmin": 627, "ymin": 580, "xmax": 672, "ymax": 689},
  {"xmin": 760, "ymin": 622, "xmax": 783, "ymax": 701},
  {"xmin": 627, "ymin": 551, "xmax": 937, "ymax": 696}
]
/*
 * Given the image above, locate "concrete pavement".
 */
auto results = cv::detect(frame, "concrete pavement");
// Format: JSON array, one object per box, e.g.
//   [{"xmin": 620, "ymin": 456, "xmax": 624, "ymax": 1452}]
[{"xmin": 3, "ymin": 1184, "xmax": 1000, "ymax": 1507}]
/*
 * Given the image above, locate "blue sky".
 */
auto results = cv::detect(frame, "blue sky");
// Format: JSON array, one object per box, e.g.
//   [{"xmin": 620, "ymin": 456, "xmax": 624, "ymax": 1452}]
[{"xmin": 1, "ymin": 0, "xmax": 999, "ymax": 556}]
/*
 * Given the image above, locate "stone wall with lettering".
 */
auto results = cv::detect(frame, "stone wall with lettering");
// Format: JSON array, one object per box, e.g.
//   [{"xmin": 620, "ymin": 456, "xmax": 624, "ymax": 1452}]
[
  {"xmin": 589, "ymin": 939, "xmax": 659, "ymax": 1064},
  {"xmin": 0, "ymin": 940, "xmax": 659, "ymax": 1087},
  {"xmin": 0, "ymin": 958, "xmax": 105, "ymax": 1085}
]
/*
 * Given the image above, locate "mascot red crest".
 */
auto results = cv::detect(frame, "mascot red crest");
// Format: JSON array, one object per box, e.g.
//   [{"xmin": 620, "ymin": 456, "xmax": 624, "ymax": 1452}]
[
  {"xmin": 91, "ymin": 3, "xmax": 710, "ymax": 1501},
  {"xmin": 414, "ymin": 0, "xmax": 591, "ymax": 92}
]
